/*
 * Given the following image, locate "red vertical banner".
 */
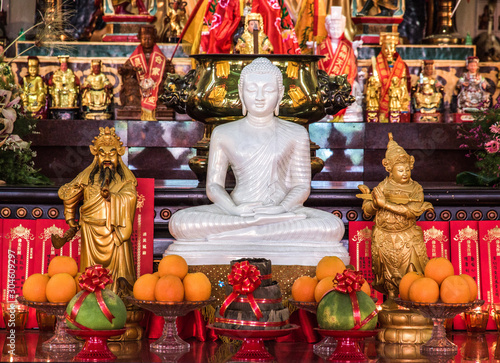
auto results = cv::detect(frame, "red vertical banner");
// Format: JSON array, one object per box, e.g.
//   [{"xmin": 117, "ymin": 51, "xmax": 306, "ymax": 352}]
[
  {"xmin": 417, "ymin": 221, "xmax": 450, "ymax": 259},
  {"xmin": 348, "ymin": 221, "xmax": 383, "ymax": 304},
  {"xmin": 131, "ymin": 178, "xmax": 155, "ymax": 277},
  {"xmin": 450, "ymin": 221, "xmax": 480, "ymax": 330},
  {"xmin": 478, "ymin": 221, "xmax": 500, "ymax": 330},
  {"xmin": 2, "ymin": 220, "xmax": 37, "ymax": 328}
]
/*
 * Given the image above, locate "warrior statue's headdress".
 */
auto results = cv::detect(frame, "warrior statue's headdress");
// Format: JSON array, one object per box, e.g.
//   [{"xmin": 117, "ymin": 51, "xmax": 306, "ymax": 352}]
[
  {"xmin": 89, "ymin": 127, "xmax": 125, "ymax": 156},
  {"xmin": 382, "ymin": 132, "xmax": 414, "ymax": 172}
]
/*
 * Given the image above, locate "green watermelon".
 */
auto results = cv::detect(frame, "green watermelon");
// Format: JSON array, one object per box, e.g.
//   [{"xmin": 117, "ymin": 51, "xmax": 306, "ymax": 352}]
[
  {"xmin": 66, "ymin": 289, "xmax": 127, "ymax": 330},
  {"xmin": 317, "ymin": 290, "xmax": 378, "ymax": 330}
]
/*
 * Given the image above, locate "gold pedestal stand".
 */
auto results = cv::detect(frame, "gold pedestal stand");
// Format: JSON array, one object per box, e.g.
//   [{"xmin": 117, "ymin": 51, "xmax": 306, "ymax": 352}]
[
  {"xmin": 109, "ymin": 305, "xmax": 145, "ymax": 342},
  {"xmin": 377, "ymin": 307, "xmax": 433, "ymax": 344}
]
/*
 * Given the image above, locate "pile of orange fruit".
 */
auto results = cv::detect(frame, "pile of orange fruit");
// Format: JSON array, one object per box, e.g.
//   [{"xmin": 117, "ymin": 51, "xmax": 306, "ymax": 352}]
[
  {"xmin": 23, "ymin": 256, "xmax": 80, "ymax": 303},
  {"xmin": 291, "ymin": 256, "xmax": 371, "ymax": 303},
  {"xmin": 399, "ymin": 257, "xmax": 478, "ymax": 304},
  {"xmin": 133, "ymin": 254, "xmax": 212, "ymax": 302}
]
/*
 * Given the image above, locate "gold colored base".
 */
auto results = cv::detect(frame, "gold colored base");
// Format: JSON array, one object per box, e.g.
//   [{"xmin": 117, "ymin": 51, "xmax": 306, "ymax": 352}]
[
  {"xmin": 84, "ymin": 112, "xmax": 113, "ymax": 120},
  {"xmin": 377, "ymin": 343, "xmax": 428, "ymax": 362},
  {"xmin": 109, "ymin": 306, "xmax": 145, "ymax": 341},
  {"xmin": 377, "ymin": 308, "xmax": 433, "ymax": 344}
]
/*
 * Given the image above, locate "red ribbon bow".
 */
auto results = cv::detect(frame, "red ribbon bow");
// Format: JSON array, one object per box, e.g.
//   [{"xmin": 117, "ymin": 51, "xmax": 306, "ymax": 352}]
[
  {"xmin": 220, "ymin": 261, "xmax": 263, "ymax": 319},
  {"xmin": 334, "ymin": 269, "xmax": 377, "ymax": 330},
  {"xmin": 65, "ymin": 265, "xmax": 115, "ymax": 330}
]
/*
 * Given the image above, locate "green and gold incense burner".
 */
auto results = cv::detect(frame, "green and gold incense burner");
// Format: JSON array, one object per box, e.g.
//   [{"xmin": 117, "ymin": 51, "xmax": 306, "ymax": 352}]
[{"xmin": 162, "ymin": 54, "xmax": 353, "ymax": 184}]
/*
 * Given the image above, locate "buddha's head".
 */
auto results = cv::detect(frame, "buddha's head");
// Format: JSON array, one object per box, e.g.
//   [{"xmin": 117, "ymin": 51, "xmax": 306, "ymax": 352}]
[
  {"xmin": 238, "ymin": 57, "xmax": 284, "ymax": 117},
  {"xmin": 325, "ymin": 6, "xmax": 345, "ymax": 40},
  {"xmin": 27, "ymin": 56, "xmax": 40, "ymax": 77},
  {"xmin": 382, "ymin": 133, "xmax": 414, "ymax": 183}
]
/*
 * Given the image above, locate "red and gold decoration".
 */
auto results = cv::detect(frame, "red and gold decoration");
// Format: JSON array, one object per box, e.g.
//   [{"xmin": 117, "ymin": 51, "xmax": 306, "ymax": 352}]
[{"xmin": 220, "ymin": 260, "xmax": 263, "ymax": 320}]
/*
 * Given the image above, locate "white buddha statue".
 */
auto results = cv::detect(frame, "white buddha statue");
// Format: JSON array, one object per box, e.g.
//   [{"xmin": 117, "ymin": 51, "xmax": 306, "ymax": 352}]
[{"xmin": 166, "ymin": 58, "xmax": 349, "ymax": 266}]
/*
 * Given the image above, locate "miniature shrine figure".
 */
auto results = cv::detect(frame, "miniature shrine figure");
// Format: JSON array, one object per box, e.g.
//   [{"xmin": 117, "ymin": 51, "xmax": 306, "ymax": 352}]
[
  {"xmin": 160, "ymin": 0, "xmax": 188, "ymax": 42},
  {"xmin": 103, "ymin": 0, "xmax": 153, "ymax": 15},
  {"xmin": 234, "ymin": 13, "xmax": 273, "ymax": 54},
  {"xmin": 364, "ymin": 74, "xmax": 381, "ymax": 122},
  {"xmin": 456, "ymin": 56, "xmax": 491, "ymax": 113},
  {"xmin": 48, "ymin": 55, "xmax": 79, "ymax": 113},
  {"xmin": 166, "ymin": 57, "xmax": 348, "ymax": 265},
  {"xmin": 412, "ymin": 60, "xmax": 443, "ymax": 122},
  {"xmin": 369, "ymin": 32, "xmax": 410, "ymax": 122},
  {"xmin": 314, "ymin": 6, "xmax": 360, "ymax": 121},
  {"xmin": 388, "ymin": 77, "xmax": 403, "ymax": 111},
  {"xmin": 356, "ymin": 0, "xmax": 404, "ymax": 17},
  {"xmin": 81, "ymin": 60, "xmax": 113, "ymax": 120},
  {"xmin": 118, "ymin": 25, "xmax": 172, "ymax": 121},
  {"xmin": 357, "ymin": 133, "xmax": 433, "ymax": 307},
  {"xmin": 20, "ymin": 56, "xmax": 48, "ymax": 119},
  {"xmin": 53, "ymin": 127, "xmax": 137, "ymax": 294}
]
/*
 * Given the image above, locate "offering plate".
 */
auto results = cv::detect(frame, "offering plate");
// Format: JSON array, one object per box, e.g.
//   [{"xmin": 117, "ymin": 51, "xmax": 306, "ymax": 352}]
[
  {"xmin": 67, "ymin": 328, "xmax": 126, "ymax": 362},
  {"xmin": 208, "ymin": 323, "xmax": 299, "ymax": 362},
  {"xmin": 126, "ymin": 297, "xmax": 215, "ymax": 352},
  {"xmin": 17, "ymin": 296, "xmax": 81, "ymax": 351},
  {"xmin": 394, "ymin": 298, "xmax": 484, "ymax": 356},
  {"xmin": 288, "ymin": 299, "xmax": 337, "ymax": 356},
  {"xmin": 316, "ymin": 329, "xmax": 378, "ymax": 362}
]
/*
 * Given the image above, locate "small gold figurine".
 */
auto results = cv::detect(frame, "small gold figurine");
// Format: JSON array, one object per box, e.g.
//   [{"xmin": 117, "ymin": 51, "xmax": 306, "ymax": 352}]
[
  {"xmin": 54, "ymin": 127, "xmax": 137, "ymax": 295},
  {"xmin": 357, "ymin": 133, "xmax": 433, "ymax": 307},
  {"xmin": 81, "ymin": 59, "xmax": 113, "ymax": 120},
  {"xmin": 234, "ymin": 13, "xmax": 273, "ymax": 54},
  {"xmin": 20, "ymin": 56, "xmax": 48, "ymax": 119},
  {"xmin": 48, "ymin": 55, "xmax": 79, "ymax": 109},
  {"xmin": 412, "ymin": 60, "xmax": 443, "ymax": 114},
  {"xmin": 365, "ymin": 75, "xmax": 381, "ymax": 112}
]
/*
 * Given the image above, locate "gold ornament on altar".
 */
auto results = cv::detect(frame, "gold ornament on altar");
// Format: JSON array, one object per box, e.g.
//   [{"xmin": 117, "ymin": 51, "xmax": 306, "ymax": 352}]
[
  {"xmin": 49, "ymin": 55, "xmax": 79, "ymax": 109},
  {"xmin": 357, "ymin": 133, "xmax": 433, "ymax": 306},
  {"xmin": 20, "ymin": 56, "xmax": 48, "ymax": 119},
  {"xmin": 52, "ymin": 126, "xmax": 137, "ymax": 297},
  {"xmin": 81, "ymin": 59, "xmax": 113, "ymax": 120},
  {"xmin": 234, "ymin": 13, "xmax": 274, "ymax": 55},
  {"xmin": 412, "ymin": 60, "xmax": 443, "ymax": 122}
]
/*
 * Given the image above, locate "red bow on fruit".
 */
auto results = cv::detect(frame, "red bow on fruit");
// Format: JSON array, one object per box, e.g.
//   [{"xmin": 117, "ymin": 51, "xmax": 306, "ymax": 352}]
[
  {"xmin": 220, "ymin": 261, "xmax": 263, "ymax": 319},
  {"xmin": 65, "ymin": 265, "xmax": 115, "ymax": 330},
  {"xmin": 334, "ymin": 269, "xmax": 377, "ymax": 330}
]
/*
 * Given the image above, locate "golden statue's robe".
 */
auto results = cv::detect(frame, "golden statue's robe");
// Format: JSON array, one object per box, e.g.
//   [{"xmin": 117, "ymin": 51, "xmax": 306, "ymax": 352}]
[
  {"xmin": 58, "ymin": 159, "xmax": 137, "ymax": 293},
  {"xmin": 362, "ymin": 177, "xmax": 431, "ymax": 298}
]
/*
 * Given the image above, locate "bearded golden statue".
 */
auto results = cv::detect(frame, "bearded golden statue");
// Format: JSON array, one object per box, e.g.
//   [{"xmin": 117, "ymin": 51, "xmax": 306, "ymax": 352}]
[
  {"xmin": 234, "ymin": 13, "xmax": 273, "ymax": 54},
  {"xmin": 54, "ymin": 127, "xmax": 137, "ymax": 294},
  {"xmin": 357, "ymin": 133, "xmax": 433, "ymax": 307},
  {"xmin": 20, "ymin": 56, "xmax": 48, "ymax": 119}
]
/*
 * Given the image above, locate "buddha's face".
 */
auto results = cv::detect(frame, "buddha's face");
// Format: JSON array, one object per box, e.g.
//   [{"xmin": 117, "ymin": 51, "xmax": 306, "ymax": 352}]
[
  {"xmin": 28, "ymin": 62, "xmax": 38, "ymax": 77},
  {"xmin": 242, "ymin": 72, "xmax": 280, "ymax": 118},
  {"xmin": 98, "ymin": 145, "xmax": 118, "ymax": 170},
  {"xmin": 60, "ymin": 61, "xmax": 68, "ymax": 71},
  {"xmin": 391, "ymin": 162, "xmax": 411, "ymax": 184}
]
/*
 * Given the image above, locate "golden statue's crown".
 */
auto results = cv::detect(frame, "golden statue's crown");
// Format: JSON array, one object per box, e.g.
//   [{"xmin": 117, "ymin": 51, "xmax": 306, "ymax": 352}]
[
  {"xmin": 92, "ymin": 127, "xmax": 123, "ymax": 149},
  {"xmin": 383, "ymin": 132, "xmax": 412, "ymax": 170},
  {"xmin": 91, "ymin": 59, "xmax": 102, "ymax": 65},
  {"xmin": 379, "ymin": 32, "xmax": 399, "ymax": 45},
  {"xmin": 246, "ymin": 13, "xmax": 263, "ymax": 26},
  {"xmin": 57, "ymin": 55, "xmax": 69, "ymax": 63},
  {"xmin": 27, "ymin": 57, "xmax": 39, "ymax": 66}
]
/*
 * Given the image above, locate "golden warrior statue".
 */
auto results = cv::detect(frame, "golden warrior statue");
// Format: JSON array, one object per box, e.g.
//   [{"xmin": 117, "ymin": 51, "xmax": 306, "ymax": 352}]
[
  {"xmin": 234, "ymin": 13, "xmax": 273, "ymax": 54},
  {"xmin": 357, "ymin": 133, "xmax": 433, "ymax": 306},
  {"xmin": 53, "ymin": 127, "xmax": 137, "ymax": 294},
  {"xmin": 81, "ymin": 59, "xmax": 113, "ymax": 119},
  {"xmin": 20, "ymin": 56, "xmax": 48, "ymax": 119}
]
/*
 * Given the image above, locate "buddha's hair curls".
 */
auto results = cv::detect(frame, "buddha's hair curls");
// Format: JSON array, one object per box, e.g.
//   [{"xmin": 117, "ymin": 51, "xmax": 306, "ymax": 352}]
[{"xmin": 238, "ymin": 57, "xmax": 283, "ymax": 90}]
